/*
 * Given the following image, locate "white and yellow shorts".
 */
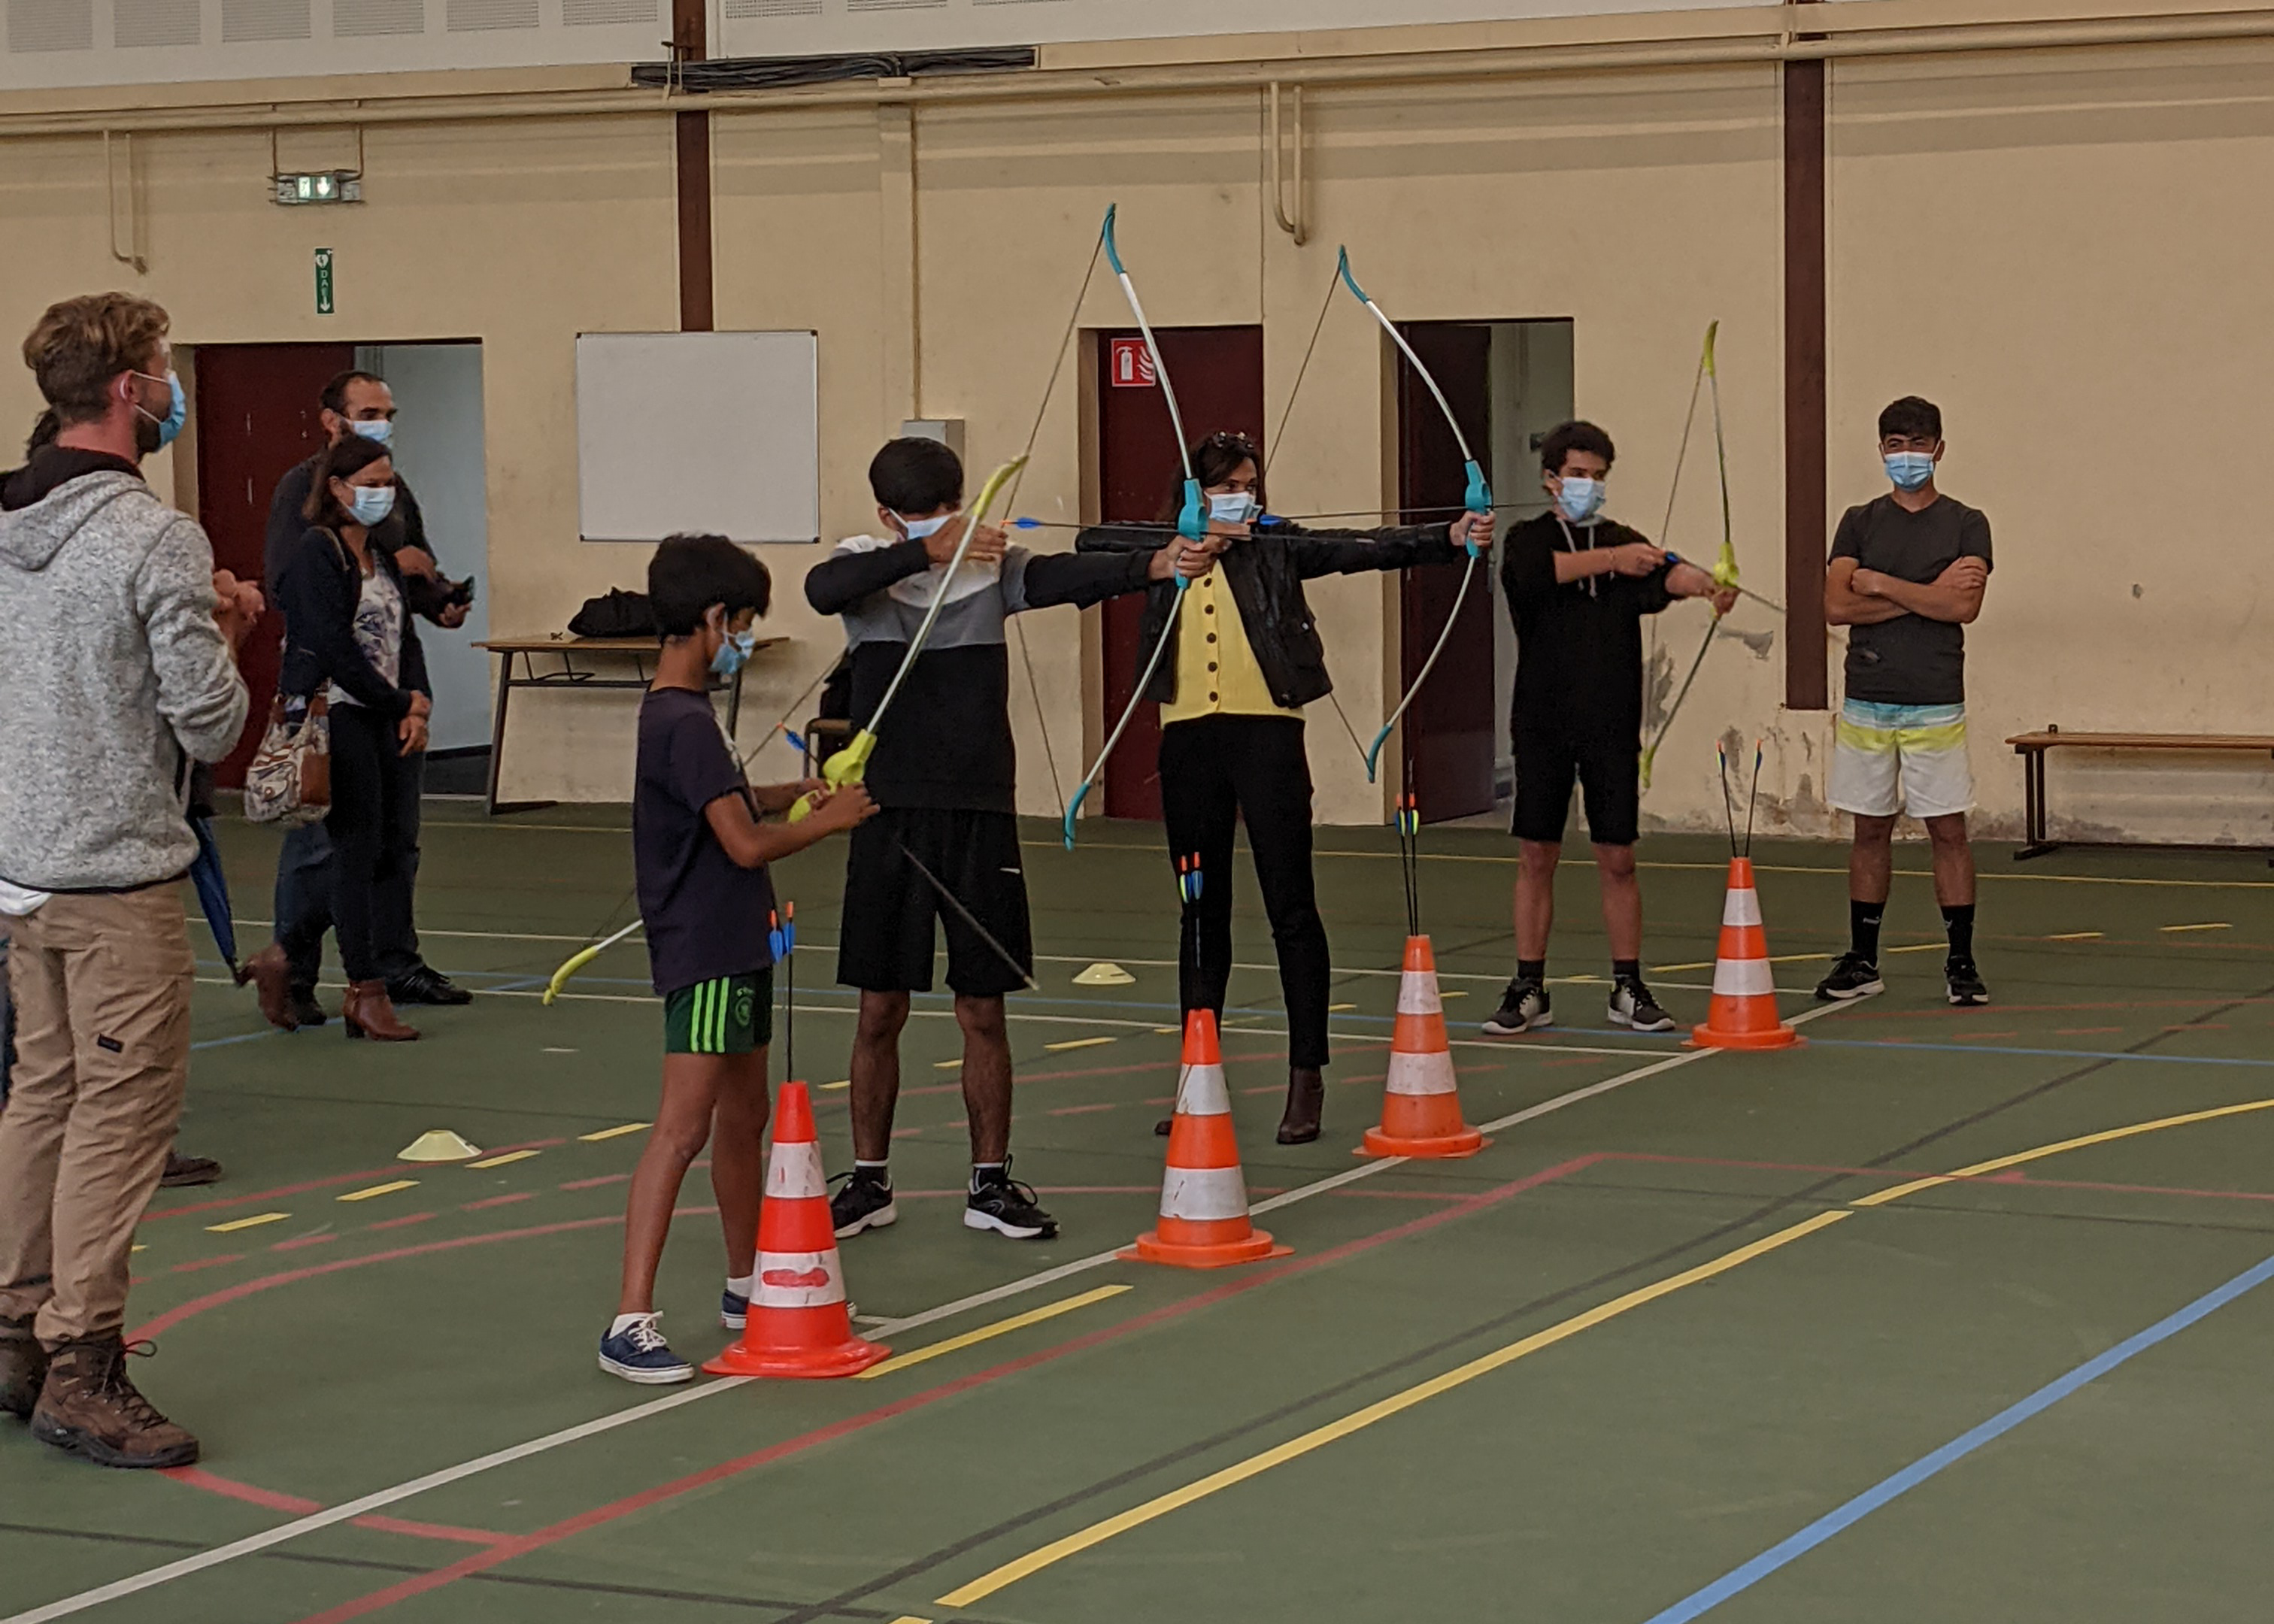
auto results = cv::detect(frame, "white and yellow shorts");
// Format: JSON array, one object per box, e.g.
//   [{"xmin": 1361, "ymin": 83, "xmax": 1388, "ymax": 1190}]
[{"xmin": 1829, "ymin": 699, "xmax": 1974, "ymax": 820}]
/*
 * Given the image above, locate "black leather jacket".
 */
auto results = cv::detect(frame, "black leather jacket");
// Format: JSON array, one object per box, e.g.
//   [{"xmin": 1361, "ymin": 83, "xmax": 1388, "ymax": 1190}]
[{"xmin": 1075, "ymin": 519, "xmax": 1466, "ymax": 708}]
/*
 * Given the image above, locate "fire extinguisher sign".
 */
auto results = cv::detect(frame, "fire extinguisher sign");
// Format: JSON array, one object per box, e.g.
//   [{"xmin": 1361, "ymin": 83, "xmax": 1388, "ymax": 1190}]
[{"xmin": 1108, "ymin": 336, "xmax": 1157, "ymax": 388}]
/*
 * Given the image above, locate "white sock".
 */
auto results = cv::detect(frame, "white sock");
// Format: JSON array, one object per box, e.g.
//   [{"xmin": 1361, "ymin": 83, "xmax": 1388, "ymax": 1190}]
[
  {"xmin": 726, "ymin": 1274, "xmax": 753, "ymax": 1298},
  {"xmin": 608, "ymin": 1312, "xmax": 656, "ymax": 1338}
]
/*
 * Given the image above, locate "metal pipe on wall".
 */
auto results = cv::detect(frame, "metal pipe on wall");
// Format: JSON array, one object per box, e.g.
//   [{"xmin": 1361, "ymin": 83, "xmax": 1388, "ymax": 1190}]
[{"xmin": 8, "ymin": 4, "xmax": 2274, "ymax": 138}]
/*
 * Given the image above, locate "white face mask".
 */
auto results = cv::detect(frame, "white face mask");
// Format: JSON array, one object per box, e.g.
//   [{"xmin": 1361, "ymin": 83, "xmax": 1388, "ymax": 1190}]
[
  {"xmin": 347, "ymin": 485, "xmax": 396, "ymax": 526},
  {"xmin": 1555, "ymin": 475, "xmax": 1606, "ymax": 524},
  {"xmin": 1208, "ymin": 492, "xmax": 1257, "ymax": 526},
  {"xmin": 900, "ymin": 512, "xmax": 958, "ymax": 542},
  {"xmin": 350, "ymin": 419, "xmax": 395, "ymax": 448}
]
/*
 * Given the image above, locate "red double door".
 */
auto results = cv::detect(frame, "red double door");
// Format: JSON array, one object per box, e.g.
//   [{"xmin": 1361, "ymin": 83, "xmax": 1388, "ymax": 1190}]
[
  {"xmin": 193, "ymin": 343, "xmax": 353, "ymax": 787},
  {"xmin": 1095, "ymin": 324, "xmax": 1495, "ymax": 824}
]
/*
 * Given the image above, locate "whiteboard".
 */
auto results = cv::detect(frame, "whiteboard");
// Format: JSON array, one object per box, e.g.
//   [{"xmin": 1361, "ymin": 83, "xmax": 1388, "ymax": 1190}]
[{"xmin": 575, "ymin": 331, "xmax": 820, "ymax": 545}]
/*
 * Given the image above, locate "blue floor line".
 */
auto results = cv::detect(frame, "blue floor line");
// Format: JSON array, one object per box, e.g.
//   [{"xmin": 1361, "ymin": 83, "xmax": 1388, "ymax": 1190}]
[{"xmin": 1642, "ymin": 1247, "xmax": 2274, "ymax": 1622}]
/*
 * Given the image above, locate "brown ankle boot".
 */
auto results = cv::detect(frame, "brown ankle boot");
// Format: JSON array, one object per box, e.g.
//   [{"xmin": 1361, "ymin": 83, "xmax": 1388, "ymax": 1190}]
[
  {"xmin": 343, "ymin": 980, "xmax": 420, "ymax": 1042},
  {"xmin": 239, "ymin": 943, "xmax": 299, "ymax": 1031},
  {"xmin": 29, "ymin": 1335, "xmax": 199, "ymax": 1468},
  {"xmin": 1275, "ymin": 1067, "xmax": 1325, "ymax": 1145},
  {"xmin": 1, "ymin": 1313, "xmax": 47, "ymax": 1420}
]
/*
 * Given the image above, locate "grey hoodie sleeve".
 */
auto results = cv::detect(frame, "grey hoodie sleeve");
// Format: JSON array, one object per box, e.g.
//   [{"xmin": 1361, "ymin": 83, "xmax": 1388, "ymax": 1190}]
[{"xmin": 136, "ymin": 515, "xmax": 250, "ymax": 765}]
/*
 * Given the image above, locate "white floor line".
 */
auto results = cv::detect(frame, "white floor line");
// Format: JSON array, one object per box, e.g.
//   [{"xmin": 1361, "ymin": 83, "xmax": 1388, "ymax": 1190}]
[{"xmin": 12, "ymin": 996, "xmax": 1860, "ymax": 1624}]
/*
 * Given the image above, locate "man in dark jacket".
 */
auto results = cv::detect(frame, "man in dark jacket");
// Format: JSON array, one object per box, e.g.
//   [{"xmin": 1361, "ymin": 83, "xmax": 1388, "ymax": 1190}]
[{"xmin": 261, "ymin": 370, "xmax": 470, "ymax": 1025}]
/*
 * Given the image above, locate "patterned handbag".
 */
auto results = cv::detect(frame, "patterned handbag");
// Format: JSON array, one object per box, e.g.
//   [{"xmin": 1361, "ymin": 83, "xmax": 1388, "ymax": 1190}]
[{"xmin": 241, "ymin": 692, "xmax": 331, "ymax": 827}]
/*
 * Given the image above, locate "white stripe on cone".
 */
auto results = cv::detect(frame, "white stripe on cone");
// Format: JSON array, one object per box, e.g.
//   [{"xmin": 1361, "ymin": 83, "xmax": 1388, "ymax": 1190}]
[
  {"xmin": 1396, "ymin": 970, "xmax": 1442, "ymax": 1016},
  {"xmin": 1175, "ymin": 1061, "xmax": 1229, "ymax": 1117},
  {"xmin": 1712, "ymin": 956, "xmax": 1775, "ymax": 997},
  {"xmin": 1160, "ymin": 1163, "xmax": 1251, "ymax": 1223},
  {"xmin": 766, "ymin": 1138, "xmax": 826, "ymax": 1201},
  {"xmin": 1384, "ymin": 1047, "xmax": 1458, "ymax": 1097},
  {"xmin": 1722, "ymin": 887, "xmax": 1763, "ymax": 927},
  {"xmin": 752, "ymin": 1248, "xmax": 846, "ymax": 1308}
]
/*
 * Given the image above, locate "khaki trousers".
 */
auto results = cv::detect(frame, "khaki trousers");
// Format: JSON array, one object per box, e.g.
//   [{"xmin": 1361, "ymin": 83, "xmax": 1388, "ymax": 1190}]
[{"xmin": 0, "ymin": 885, "xmax": 193, "ymax": 1347}]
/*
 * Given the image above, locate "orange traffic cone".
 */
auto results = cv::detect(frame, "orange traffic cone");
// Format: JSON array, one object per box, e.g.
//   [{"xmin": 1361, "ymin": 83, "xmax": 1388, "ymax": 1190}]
[
  {"xmin": 1123, "ymin": 1010, "xmax": 1292, "ymax": 1268},
  {"xmin": 1689, "ymin": 857, "xmax": 1799, "ymax": 1051},
  {"xmin": 704, "ymin": 1081, "xmax": 889, "ymax": 1378},
  {"xmin": 1362, "ymin": 935, "xmax": 1486, "ymax": 1159}
]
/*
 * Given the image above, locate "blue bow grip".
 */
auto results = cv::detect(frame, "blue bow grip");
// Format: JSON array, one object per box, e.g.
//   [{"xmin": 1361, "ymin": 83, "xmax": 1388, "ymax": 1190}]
[
  {"xmin": 1176, "ymin": 478, "xmax": 1206, "ymax": 543},
  {"xmin": 1461, "ymin": 460, "xmax": 1492, "ymax": 558}
]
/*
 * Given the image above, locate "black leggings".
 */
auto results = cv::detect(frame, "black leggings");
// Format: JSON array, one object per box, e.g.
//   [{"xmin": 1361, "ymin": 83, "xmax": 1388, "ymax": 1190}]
[
  {"xmin": 1158, "ymin": 714, "xmax": 1331, "ymax": 1070},
  {"xmin": 326, "ymin": 704, "xmax": 417, "ymax": 985}
]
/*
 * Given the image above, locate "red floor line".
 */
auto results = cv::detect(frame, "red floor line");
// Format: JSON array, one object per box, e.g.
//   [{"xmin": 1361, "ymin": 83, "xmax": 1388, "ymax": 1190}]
[
  {"xmin": 170, "ymin": 1253, "xmax": 246, "ymax": 1274},
  {"xmin": 462, "ymin": 1193, "xmax": 538, "ymax": 1211},
  {"xmin": 141, "ymin": 1138, "xmax": 573, "ymax": 1225},
  {"xmin": 162, "ymin": 1468, "xmax": 511, "ymax": 1547},
  {"xmin": 559, "ymin": 1175, "xmax": 629, "ymax": 1191},
  {"xmin": 1599, "ymin": 1150, "xmax": 2274, "ymax": 1206},
  {"xmin": 270, "ymin": 1235, "xmax": 338, "ymax": 1253},
  {"xmin": 362, "ymin": 1212, "xmax": 438, "ymax": 1232},
  {"xmin": 283, "ymin": 1154, "xmax": 1607, "ymax": 1624}
]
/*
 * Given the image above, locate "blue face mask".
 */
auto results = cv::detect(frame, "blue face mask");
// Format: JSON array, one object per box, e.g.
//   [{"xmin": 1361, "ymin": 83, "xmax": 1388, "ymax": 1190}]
[
  {"xmin": 900, "ymin": 512, "xmax": 957, "ymax": 542},
  {"xmin": 1208, "ymin": 492, "xmax": 1257, "ymax": 526},
  {"xmin": 351, "ymin": 419, "xmax": 395, "ymax": 448},
  {"xmin": 1555, "ymin": 475, "xmax": 1606, "ymax": 524},
  {"xmin": 711, "ymin": 626, "xmax": 756, "ymax": 677},
  {"xmin": 133, "ymin": 370, "xmax": 186, "ymax": 451},
  {"xmin": 348, "ymin": 485, "xmax": 396, "ymax": 526},
  {"xmin": 1884, "ymin": 451, "xmax": 1936, "ymax": 492}
]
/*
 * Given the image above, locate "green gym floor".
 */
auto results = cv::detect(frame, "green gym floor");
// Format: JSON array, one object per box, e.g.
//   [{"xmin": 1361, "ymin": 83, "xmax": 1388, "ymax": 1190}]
[{"xmin": 8, "ymin": 806, "xmax": 2274, "ymax": 1624}]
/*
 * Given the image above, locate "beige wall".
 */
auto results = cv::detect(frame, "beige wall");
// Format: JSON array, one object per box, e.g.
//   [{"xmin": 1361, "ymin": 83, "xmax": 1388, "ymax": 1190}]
[{"xmin": 6, "ymin": 18, "xmax": 2271, "ymax": 843}]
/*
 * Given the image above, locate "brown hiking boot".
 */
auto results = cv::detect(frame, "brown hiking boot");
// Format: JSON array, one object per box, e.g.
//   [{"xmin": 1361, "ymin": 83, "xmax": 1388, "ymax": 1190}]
[
  {"xmin": 239, "ymin": 942, "xmax": 299, "ymax": 1031},
  {"xmin": 0, "ymin": 1313, "xmax": 46, "ymax": 1420},
  {"xmin": 30, "ymin": 1335, "xmax": 200, "ymax": 1468},
  {"xmin": 342, "ymin": 980, "xmax": 419, "ymax": 1042}
]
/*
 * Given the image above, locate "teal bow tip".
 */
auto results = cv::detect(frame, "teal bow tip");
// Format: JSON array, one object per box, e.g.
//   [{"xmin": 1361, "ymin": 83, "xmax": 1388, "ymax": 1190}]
[
  {"xmin": 1363, "ymin": 728, "xmax": 1393, "ymax": 784},
  {"xmin": 1101, "ymin": 202, "xmax": 1126, "ymax": 274},
  {"xmin": 1336, "ymin": 246, "xmax": 1367, "ymax": 303},
  {"xmin": 1062, "ymin": 782, "xmax": 1093, "ymax": 850},
  {"xmin": 1461, "ymin": 460, "xmax": 1492, "ymax": 556},
  {"xmin": 1176, "ymin": 479, "xmax": 1205, "ymax": 542}
]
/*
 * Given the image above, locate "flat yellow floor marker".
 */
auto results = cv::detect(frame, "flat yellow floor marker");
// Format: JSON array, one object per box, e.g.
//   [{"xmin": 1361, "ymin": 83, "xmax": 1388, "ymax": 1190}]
[
  {"xmin": 2161, "ymin": 922, "xmax": 2231, "ymax": 933},
  {"xmin": 886, "ymin": 1616, "xmax": 932, "ymax": 1623},
  {"xmin": 578, "ymin": 1123, "xmax": 649, "ymax": 1142},
  {"xmin": 934, "ymin": 1218, "xmax": 1845, "ymax": 1607},
  {"xmin": 820, "ymin": 1080, "xmax": 851, "ymax": 1091},
  {"xmin": 206, "ymin": 1212, "xmax": 290, "ymax": 1234},
  {"xmin": 936, "ymin": 1090, "xmax": 2274, "ymax": 1610},
  {"xmin": 1885, "ymin": 942, "xmax": 1946, "ymax": 955},
  {"xmin": 131, "ymin": 1244, "xmax": 146, "ymax": 1253},
  {"xmin": 1153, "ymin": 1026, "xmax": 1182, "ymax": 1035},
  {"xmin": 338, "ymin": 1180, "xmax": 418, "ymax": 1203},
  {"xmin": 2048, "ymin": 931, "xmax": 2104, "ymax": 941},
  {"xmin": 1044, "ymin": 1036, "xmax": 1115, "ymax": 1053},
  {"xmin": 859, "ymin": 1285, "xmax": 1129, "ymax": 1381},
  {"xmin": 1440, "ymin": 989, "xmax": 1468, "ymax": 999},
  {"xmin": 468, "ymin": 1150, "xmax": 539, "ymax": 1169},
  {"xmin": 1328, "ymin": 1003, "xmax": 1357, "ymax": 1013},
  {"xmin": 934, "ymin": 1059, "xmax": 963, "ymax": 1071}
]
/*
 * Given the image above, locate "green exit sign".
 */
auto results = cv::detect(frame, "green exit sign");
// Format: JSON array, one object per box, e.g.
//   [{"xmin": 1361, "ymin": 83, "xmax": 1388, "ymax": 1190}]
[{"xmin": 314, "ymin": 247, "xmax": 334, "ymax": 316}]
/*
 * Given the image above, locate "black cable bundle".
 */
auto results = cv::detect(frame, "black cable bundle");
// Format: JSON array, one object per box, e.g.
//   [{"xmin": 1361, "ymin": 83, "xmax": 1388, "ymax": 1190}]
[{"xmin": 633, "ymin": 47, "xmax": 1037, "ymax": 94}]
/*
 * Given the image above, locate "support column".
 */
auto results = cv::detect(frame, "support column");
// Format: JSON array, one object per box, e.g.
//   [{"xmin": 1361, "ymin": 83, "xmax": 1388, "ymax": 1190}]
[
  {"xmin": 672, "ymin": 0, "xmax": 713, "ymax": 333},
  {"xmin": 877, "ymin": 102, "xmax": 919, "ymax": 432},
  {"xmin": 1783, "ymin": 5, "xmax": 1828, "ymax": 710}
]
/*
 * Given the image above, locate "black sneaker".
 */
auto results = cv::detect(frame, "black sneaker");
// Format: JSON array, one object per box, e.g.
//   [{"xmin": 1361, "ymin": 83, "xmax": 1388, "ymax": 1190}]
[
  {"xmin": 387, "ymin": 966, "xmax": 474, "ymax": 1007},
  {"xmin": 1814, "ymin": 953, "xmax": 1884, "ymax": 1001},
  {"xmin": 965, "ymin": 1161, "xmax": 1057, "ymax": 1241},
  {"xmin": 1608, "ymin": 980, "xmax": 1675, "ymax": 1033},
  {"xmin": 829, "ymin": 1170, "xmax": 898, "ymax": 1238},
  {"xmin": 1945, "ymin": 956, "xmax": 1991, "ymax": 1007},
  {"xmin": 1481, "ymin": 976, "xmax": 1552, "ymax": 1035},
  {"xmin": 159, "ymin": 1153, "xmax": 222, "ymax": 1189}
]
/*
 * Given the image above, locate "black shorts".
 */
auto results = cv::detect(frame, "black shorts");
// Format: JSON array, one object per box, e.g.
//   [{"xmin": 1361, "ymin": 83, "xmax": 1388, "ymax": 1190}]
[
  {"xmin": 1511, "ymin": 727, "xmax": 1641, "ymax": 847},
  {"xmin": 836, "ymin": 807, "xmax": 1033, "ymax": 998}
]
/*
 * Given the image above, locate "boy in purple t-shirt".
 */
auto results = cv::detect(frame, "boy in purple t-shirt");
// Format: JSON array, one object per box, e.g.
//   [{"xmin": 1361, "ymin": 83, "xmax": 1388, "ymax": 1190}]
[{"xmin": 598, "ymin": 535, "xmax": 873, "ymax": 1386}]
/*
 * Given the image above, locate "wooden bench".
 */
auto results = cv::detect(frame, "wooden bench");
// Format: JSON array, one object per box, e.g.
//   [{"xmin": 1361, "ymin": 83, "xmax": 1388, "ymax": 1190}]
[{"xmin": 2007, "ymin": 727, "xmax": 2274, "ymax": 862}]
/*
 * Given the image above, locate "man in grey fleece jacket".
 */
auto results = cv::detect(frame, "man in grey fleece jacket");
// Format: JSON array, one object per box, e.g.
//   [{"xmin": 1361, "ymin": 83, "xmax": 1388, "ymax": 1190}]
[{"xmin": 0, "ymin": 292, "xmax": 256, "ymax": 1471}]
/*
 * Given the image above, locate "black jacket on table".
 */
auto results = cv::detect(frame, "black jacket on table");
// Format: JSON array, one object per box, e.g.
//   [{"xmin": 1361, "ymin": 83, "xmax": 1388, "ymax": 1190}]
[
  {"xmin": 1075, "ymin": 519, "xmax": 1466, "ymax": 709},
  {"xmin": 274, "ymin": 525, "xmax": 431, "ymax": 722},
  {"xmin": 265, "ymin": 456, "xmax": 451, "ymax": 623},
  {"xmin": 804, "ymin": 537, "xmax": 1158, "ymax": 813}
]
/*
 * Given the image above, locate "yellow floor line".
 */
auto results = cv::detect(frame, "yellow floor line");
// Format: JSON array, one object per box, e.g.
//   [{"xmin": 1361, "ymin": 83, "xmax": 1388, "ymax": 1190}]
[
  {"xmin": 856, "ymin": 1285, "xmax": 1131, "ymax": 1381},
  {"xmin": 935, "ymin": 1092, "xmax": 2274, "ymax": 1609},
  {"xmin": 1044, "ymin": 1037, "xmax": 1116, "ymax": 1053},
  {"xmin": 578, "ymin": 1123, "xmax": 649, "ymax": 1142},
  {"xmin": 935, "ymin": 1216, "xmax": 1846, "ymax": 1607},
  {"xmin": 2048, "ymin": 931, "xmax": 2104, "ymax": 941},
  {"xmin": 933, "ymin": 1059, "xmax": 963, "ymax": 1071},
  {"xmin": 1328, "ymin": 1003, "xmax": 1357, "ymax": 1012},
  {"xmin": 468, "ymin": 1150, "xmax": 539, "ymax": 1169},
  {"xmin": 337, "ymin": 1180, "xmax": 418, "ymax": 1203},
  {"xmin": 205, "ymin": 1212, "xmax": 289, "ymax": 1234},
  {"xmin": 820, "ymin": 1080, "xmax": 851, "ymax": 1091},
  {"xmin": 2161, "ymin": 922, "xmax": 2231, "ymax": 933}
]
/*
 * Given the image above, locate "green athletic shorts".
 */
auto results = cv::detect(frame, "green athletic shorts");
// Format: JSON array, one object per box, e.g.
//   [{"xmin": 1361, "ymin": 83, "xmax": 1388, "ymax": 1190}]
[{"xmin": 662, "ymin": 970, "xmax": 772, "ymax": 1056}]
